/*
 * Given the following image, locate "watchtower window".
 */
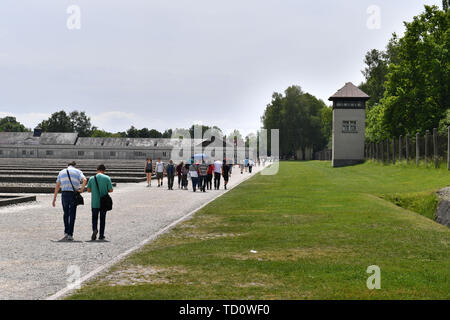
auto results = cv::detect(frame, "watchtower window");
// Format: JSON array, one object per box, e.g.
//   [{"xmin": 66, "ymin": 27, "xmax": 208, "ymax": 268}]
[
  {"xmin": 342, "ymin": 121, "xmax": 357, "ymax": 133},
  {"xmin": 336, "ymin": 101, "xmax": 364, "ymax": 108},
  {"xmin": 46, "ymin": 150, "xmax": 54, "ymax": 156},
  {"xmin": 78, "ymin": 151, "xmax": 85, "ymax": 156}
]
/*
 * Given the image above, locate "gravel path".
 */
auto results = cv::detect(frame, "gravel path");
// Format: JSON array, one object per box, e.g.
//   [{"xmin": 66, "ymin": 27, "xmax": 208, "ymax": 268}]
[{"xmin": 0, "ymin": 165, "xmax": 265, "ymax": 300}]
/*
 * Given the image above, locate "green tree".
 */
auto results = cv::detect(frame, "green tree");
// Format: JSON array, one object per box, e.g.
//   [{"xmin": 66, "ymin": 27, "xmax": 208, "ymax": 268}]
[
  {"xmin": 359, "ymin": 35, "xmax": 400, "ymax": 109},
  {"xmin": 0, "ymin": 116, "xmax": 30, "ymax": 132},
  {"xmin": 124, "ymin": 126, "xmax": 163, "ymax": 138},
  {"xmin": 147, "ymin": 129, "xmax": 163, "ymax": 138},
  {"xmin": 359, "ymin": 49, "xmax": 389, "ymax": 109},
  {"xmin": 320, "ymin": 106, "xmax": 333, "ymax": 148},
  {"xmin": 69, "ymin": 111, "xmax": 94, "ymax": 137},
  {"xmin": 137, "ymin": 128, "xmax": 152, "ymax": 138},
  {"xmin": 382, "ymin": 5, "xmax": 449, "ymax": 136},
  {"xmin": 90, "ymin": 129, "xmax": 122, "ymax": 138},
  {"xmin": 162, "ymin": 129, "xmax": 173, "ymax": 138},
  {"xmin": 262, "ymin": 86, "xmax": 328, "ymax": 160},
  {"xmin": 189, "ymin": 125, "xmax": 222, "ymax": 139},
  {"xmin": 126, "ymin": 126, "xmax": 139, "ymax": 138},
  {"xmin": 366, "ymin": 104, "xmax": 389, "ymax": 142},
  {"xmin": 39, "ymin": 111, "xmax": 73, "ymax": 133},
  {"xmin": 438, "ymin": 109, "xmax": 450, "ymax": 135}
]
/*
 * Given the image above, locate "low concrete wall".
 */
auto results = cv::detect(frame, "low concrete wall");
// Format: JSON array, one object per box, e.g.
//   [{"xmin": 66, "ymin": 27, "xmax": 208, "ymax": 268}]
[
  {"xmin": 436, "ymin": 187, "xmax": 450, "ymax": 227},
  {"xmin": 0, "ymin": 195, "xmax": 36, "ymax": 207},
  {"xmin": 0, "ymin": 175, "xmax": 145, "ymax": 183},
  {"xmin": 0, "ymin": 183, "xmax": 117, "ymax": 194}
]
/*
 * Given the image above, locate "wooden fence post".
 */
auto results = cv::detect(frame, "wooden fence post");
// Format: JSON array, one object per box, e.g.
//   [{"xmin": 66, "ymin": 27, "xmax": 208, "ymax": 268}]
[
  {"xmin": 375, "ymin": 142, "xmax": 380, "ymax": 162},
  {"xmin": 425, "ymin": 130, "xmax": 430, "ymax": 166},
  {"xmin": 433, "ymin": 128, "xmax": 438, "ymax": 169},
  {"xmin": 405, "ymin": 134, "xmax": 410, "ymax": 164},
  {"xmin": 372, "ymin": 142, "xmax": 375, "ymax": 160},
  {"xmin": 381, "ymin": 140, "xmax": 385, "ymax": 164},
  {"xmin": 399, "ymin": 135, "xmax": 403, "ymax": 162},
  {"xmin": 416, "ymin": 133, "xmax": 420, "ymax": 166},
  {"xmin": 392, "ymin": 137, "xmax": 396, "ymax": 164},
  {"xmin": 386, "ymin": 138, "xmax": 390, "ymax": 163}
]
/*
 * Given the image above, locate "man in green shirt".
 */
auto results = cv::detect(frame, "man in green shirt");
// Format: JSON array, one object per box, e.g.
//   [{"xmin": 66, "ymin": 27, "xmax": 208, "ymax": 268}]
[{"xmin": 87, "ymin": 164, "xmax": 113, "ymax": 241}]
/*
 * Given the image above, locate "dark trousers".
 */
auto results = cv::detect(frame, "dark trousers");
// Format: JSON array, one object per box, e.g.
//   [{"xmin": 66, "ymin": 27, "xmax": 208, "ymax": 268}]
[
  {"xmin": 92, "ymin": 208, "xmax": 107, "ymax": 237},
  {"xmin": 199, "ymin": 175, "xmax": 207, "ymax": 191},
  {"xmin": 207, "ymin": 174, "xmax": 213, "ymax": 190},
  {"xmin": 62, "ymin": 192, "xmax": 77, "ymax": 236},
  {"xmin": 167, "ymin": 174, "xmax": 175, "ymax": 189},
  {"xmin": 214, "ymin": 172, "xmax": 221, "ymax": 189},
  {"xmin": 177, "ymin": 174, "xmax": 182, "ymax": 187},
  {"xmin": 191, "ymin": 177, "xmax": 199, "ymax": 192},
  {"xmin": 249, "ymin": 166, "xmax": 253, "ymax": 173},
  {"xmin": 182, "ymin": 175, "xmax": 188, "ymax": 188}
]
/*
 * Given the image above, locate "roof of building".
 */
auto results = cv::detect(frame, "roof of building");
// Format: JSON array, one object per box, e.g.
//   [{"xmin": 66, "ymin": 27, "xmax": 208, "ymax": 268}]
[
  {"xmin": 0, "ymin": 132, "xmax": 78, "ymax": 145},
  {"xmin": 329, "ymin": 82, "xmax": 370, "ymax": 101},
  {"xmin": 0, "ymin": 132, "xmax": 235, "ymax": 149}
]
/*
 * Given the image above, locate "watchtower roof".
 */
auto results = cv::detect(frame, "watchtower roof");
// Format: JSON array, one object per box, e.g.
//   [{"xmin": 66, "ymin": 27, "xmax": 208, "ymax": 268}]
[{"xmin": 329, "ymin": 82, "xmax": 370, "ymax": 101}]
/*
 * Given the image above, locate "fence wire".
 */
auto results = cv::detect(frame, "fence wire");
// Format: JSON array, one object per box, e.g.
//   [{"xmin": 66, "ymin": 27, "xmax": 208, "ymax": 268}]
[{"xmin": 365, "ymin": 129, "xmax": 449, "ymax": 169}]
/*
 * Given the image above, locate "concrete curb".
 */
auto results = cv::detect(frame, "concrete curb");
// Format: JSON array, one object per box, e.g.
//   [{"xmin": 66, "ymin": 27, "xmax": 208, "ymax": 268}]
[
  {"xmin": 46, "ymin": 166, "xmax": 266, "ymax": 300},
  {"xmin": 0, "ymin": 195, "xmax": 36, "ymax": 207}
]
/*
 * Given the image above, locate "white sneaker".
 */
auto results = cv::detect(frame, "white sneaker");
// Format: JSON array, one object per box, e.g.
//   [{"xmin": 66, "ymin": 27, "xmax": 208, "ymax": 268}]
[{"xmin": 67, "ymin": 235, "xmax": 74, "ymax": 241}]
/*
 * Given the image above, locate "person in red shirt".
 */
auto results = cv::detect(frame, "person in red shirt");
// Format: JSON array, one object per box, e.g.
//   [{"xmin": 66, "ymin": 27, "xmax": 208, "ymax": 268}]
[{"xmin": 206, "ymin": 163, "xmax": 214, "ymax": 190}]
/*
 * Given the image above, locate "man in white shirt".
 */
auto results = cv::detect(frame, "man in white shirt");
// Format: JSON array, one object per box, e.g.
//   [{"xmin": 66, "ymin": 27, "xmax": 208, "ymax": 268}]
[
  {"xmin": 52, "ymin": 161, "xmax": 87, "ymax": 241},
  {"xmin": 213, "ymin": 160, "xmax": 222, "ymax": 190},
  {"xmin": 155, "ymin": 158, "xmax": 165, "ymax": 187}
]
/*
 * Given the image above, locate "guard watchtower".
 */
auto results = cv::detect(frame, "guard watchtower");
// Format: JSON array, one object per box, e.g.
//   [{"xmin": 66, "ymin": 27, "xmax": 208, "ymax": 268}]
[{"xmin": 329, "ymin": 82, "xmax": 370, "ymax": 167}]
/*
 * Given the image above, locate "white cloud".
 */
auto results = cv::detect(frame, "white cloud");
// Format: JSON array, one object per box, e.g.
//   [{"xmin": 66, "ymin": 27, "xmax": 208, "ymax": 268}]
[{"xmin": 90, "ymin": 111, "xmax": 141, "ymax": 132}]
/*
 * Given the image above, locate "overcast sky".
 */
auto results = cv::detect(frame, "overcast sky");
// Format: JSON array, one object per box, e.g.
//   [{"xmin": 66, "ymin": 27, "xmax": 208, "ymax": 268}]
[{"xmin": 0, "ymin": 0, "xmax": 443, "ymax": 136}]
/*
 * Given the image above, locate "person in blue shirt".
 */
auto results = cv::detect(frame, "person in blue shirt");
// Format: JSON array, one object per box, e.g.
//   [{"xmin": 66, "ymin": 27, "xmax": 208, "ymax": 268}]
[
  {"xmin": 52, "ymin": 161, "xmax": 87, "ymax": 241},
  {"xmin": 87, "ymin": 164, "xmax": 113, "ymax": 241}
]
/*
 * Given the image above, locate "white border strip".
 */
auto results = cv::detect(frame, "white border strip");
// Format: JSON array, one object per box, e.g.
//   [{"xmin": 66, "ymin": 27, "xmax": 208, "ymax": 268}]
[{"xmin": 46, "ymin": 166, "xmax": 266, "ymax": 300}]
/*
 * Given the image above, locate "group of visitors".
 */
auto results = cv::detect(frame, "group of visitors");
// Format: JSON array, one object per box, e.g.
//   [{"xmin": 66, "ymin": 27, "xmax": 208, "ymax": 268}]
[
  {"xmin": 143, "ymin": 157, "xmax": 249, "ymax": 192},
  {"xmin": 53, "ymin": 157, "xmax": 258, "ymax": 241},
  {"xmin": 53, "ymin": 161, "xmax": 113, "ymax": 242}
]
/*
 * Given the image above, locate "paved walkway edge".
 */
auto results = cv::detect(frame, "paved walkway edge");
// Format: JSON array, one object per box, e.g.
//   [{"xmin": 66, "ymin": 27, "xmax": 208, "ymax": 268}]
[{"xmin": 46, "ymin": 168, "xmax": 265, "ymax": 300}]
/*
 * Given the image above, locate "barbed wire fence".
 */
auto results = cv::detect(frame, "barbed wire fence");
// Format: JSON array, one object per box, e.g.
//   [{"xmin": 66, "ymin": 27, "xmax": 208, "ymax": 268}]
[{"xmin": 365, "ymin": 126, "xmax": 450, "ymax": 170}]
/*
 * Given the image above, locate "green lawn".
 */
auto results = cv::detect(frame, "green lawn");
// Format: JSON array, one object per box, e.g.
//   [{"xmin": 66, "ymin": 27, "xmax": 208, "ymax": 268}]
[{"xmin": 69, "ymin": 161, "xmax": 450, "ymax": 300}]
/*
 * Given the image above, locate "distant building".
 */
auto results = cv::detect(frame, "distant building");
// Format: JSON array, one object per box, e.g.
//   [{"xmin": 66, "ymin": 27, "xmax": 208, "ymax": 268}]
[
  {"xmin": 0, "ymin": 131, "xmax": 252, "ymax": 163},
  {"xmin": 329, "ymin": 82, "xmax": 370, "ymax": 167}
]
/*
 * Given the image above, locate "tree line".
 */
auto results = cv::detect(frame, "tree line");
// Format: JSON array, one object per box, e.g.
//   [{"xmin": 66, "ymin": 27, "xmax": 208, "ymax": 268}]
[
  {"xmin": 0, "ymin": 110, "xmax": 247, "ymax": 142},
  {"xmin": 361, "ymin": 1, "xmax": 449, "ymax": 141}
]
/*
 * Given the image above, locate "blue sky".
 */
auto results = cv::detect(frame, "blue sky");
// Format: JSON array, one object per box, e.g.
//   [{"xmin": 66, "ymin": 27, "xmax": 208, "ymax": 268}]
[{"xmin": 0, "ymin": 0, "xmax": 443, "ymax": 135}]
